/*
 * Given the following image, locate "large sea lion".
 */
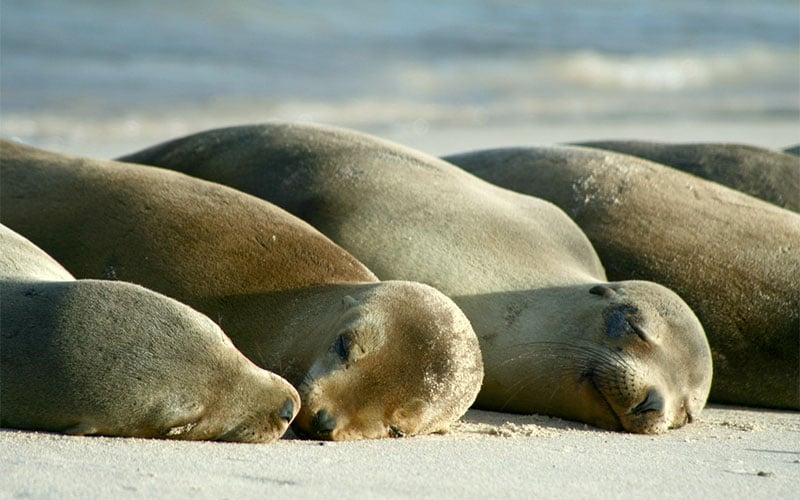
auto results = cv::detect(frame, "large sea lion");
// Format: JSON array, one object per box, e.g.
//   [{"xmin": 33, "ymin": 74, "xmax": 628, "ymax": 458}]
[
  {"xmin": 573, "ymin": 141, "xmax": 800, "ymax": 212},
  {"xmin": 119, "ymin": 123, "xmax": 713, "ymax": 434},
  {"xmin": 1, "ymin": 224, "xmax": 299, "ymax": 442},
  {"xmin": 444, "ymin": 145, "xmax": 800, "ymax": 410},
  {"xmin": 0, "ymin": 140, "xmax": 483, "ymax": 441}
]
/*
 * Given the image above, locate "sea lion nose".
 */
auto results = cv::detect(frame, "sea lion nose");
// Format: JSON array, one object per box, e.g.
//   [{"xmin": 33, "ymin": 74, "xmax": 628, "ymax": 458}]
[
  {"xmin": 279, "ymin": 398, "xmax": 295, "ymax": 423},
  {"xmin": 632, "ymin": 388, "xmax": 664, "ymax": 415},
  {"xmin": 311, "ymin": 409, "xmax": 337, "ymax": 437}
]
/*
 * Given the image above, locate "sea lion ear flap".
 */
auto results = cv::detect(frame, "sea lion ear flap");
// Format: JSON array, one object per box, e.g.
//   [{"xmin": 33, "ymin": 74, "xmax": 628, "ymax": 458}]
[
  {"xmin": 341, "ymin": 295, "xmax": 360, "ymax": 309},
  {"xmin": 589, "ymin": 285, "xmax": 617, "ymax": 298}
]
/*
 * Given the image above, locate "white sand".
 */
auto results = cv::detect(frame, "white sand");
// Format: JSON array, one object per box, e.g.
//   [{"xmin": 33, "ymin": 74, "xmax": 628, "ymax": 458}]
[{"xmin": 2, "ymin": 406, "xmax": 798, "ymax": 499}]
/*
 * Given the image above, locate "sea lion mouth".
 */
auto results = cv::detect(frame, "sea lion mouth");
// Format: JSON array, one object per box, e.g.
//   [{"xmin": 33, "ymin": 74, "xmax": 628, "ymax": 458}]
[
  {"xmin": 581, "ymin": 370, "xmax": 625, "ymax": 432},
  {"xmin": 582, "ymin": 370, "xmax": 676, "ymax": 434},
  {"xmin": 309, "ymin": 409, "xmax": 337, "ymax": 438},
  {"xmin": 630, "ymin": 388, "xmax": 664, "ymax": 417},
  {"xmin": 292, "ymin": 419, "xmax": 335, "ymax": 441}
]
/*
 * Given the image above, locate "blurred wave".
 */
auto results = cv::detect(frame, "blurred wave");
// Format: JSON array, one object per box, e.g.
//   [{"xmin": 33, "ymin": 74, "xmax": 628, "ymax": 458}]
[{"xmin": 1, "ymin": 0, "xmax": 797, "ymax": 150}]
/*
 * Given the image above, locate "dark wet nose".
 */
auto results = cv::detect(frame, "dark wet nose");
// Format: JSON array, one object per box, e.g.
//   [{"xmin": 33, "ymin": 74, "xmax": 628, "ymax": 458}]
[
  {"xmin": 279, "ymin": 398, "xmax": 295, "ymax": 423},
  {"xmin": 311, "ymin": 409, "xmax": 337, "ymax": 436},
  {"xmin": 632, "ymin": 388, "xmax": 664, "ymax": 415}
]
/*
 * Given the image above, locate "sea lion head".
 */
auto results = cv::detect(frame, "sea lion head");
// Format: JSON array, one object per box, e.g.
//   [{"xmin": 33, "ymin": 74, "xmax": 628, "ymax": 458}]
[
  {"xmin": 192, "ymin": 313, "xmax": 301, "ymax": 443},
  {"xmin": 480, "ymin": 280, "xmax": 712, "ymax": 434},
  {"xmin": 293, "ymin": 281, "xmax": 483, "ymax": 440},
  {"xmin": 208, "ymin": 359, "xmax": 301, "ymax": 444},
  {"xmin": 559, "ymin": 281, "xmax": 712, "ymax": 434},
  {"xmin": 107, "ymin": 291, "xmax": 303, "ymax": 444},
  {"xmin": 0, "ymin": 273, "xmax": 301, "ymax": 443}
]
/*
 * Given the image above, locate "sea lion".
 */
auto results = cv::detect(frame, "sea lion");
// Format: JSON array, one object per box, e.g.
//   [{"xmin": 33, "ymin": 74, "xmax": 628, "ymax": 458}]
[
  {"xmin": 444, "ymin": 145, "xmax": 800, "ymax": 410},
  {"xmin": 573, "ymin": 140, "xmax": 800, "ymax": 212},
  {"xmin": 0, "ymin": 224, "xmax": 299, "ymax": 442},
  {"xmin": 119, "ymin": 123, "xmax": 713, "ymax": 434},
  {"xmin": 0, "ymin": 140, "xmax": 483, "ymax": 441}
]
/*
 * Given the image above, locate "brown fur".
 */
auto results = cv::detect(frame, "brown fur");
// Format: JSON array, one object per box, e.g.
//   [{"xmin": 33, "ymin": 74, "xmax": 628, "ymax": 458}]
[{"xmin": 574, "ymin": 140, "xmax": 800, "ymax": 212}]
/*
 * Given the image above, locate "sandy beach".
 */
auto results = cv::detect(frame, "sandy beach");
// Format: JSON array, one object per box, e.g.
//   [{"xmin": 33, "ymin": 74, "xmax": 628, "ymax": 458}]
[
  {"xmin": 2, "ymin": 116, "xmax": 798, "ymax": 500},
  {"xmin": 2, "ymin": 405, "xmax": 798, "ymax": 499},
  {"xmin": 2, "ymin": 2, "xmax": 798, "ymax": 498},
  {"xmin": 2, "ymin": 121, "xmax": 799, "ymax": 500}
]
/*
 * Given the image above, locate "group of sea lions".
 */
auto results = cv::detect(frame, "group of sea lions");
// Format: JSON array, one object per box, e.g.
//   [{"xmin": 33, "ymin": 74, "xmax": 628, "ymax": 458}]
[
  {"xmin": 1, "ymin": 138, "xmax": 482, "ymax": 442},
  {"xmin": 2, "ymin": 122, "xmax": 797, "ymax": 443}
]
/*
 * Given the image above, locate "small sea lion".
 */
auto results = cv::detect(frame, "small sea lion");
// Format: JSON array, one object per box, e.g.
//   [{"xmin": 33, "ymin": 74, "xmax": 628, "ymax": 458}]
[{"xmin": 0, "ymin": 224, "xmax": 299, "ymax": 442}]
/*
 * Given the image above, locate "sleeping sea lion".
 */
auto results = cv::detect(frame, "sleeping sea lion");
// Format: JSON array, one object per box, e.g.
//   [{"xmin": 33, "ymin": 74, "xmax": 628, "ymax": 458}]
[
  {"xmin": 0, "ymin": 140, "xmax": 483, "ymax": 441},
  {"xmin": 1, "ymin": 224, "xmax": 299, "ymax": 442},
  {"xmin": 445, "ymin": 145, "xmax": 800, "ymax": 409},
  {"xmin": 119, "ymin": 123, "xmax": 713, "ymax": 434}
]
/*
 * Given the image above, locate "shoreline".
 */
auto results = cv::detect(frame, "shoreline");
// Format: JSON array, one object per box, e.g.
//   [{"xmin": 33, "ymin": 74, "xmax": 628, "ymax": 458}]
[{"xmin": 2, "ymin": 116, "xmax": 797, "ymax": 160}]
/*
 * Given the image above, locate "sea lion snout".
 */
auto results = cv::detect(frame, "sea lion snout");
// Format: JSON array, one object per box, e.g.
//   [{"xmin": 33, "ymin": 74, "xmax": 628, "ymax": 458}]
[
  {"xmin": 310, "ymin": 409, "xmax": 337, "ymax": 438},
  {"xmin": 631, "ymin": 388, "xmax": 665, "ymax": 415},
  {"xmin": 279, "ymin": 398, "xmax": 296, "ymax": 423}
]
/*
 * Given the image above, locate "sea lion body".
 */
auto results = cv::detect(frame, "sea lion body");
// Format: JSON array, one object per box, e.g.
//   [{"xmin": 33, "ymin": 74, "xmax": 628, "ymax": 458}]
[
  {"xmin": 119, "ymin": 123, "xmax": 713, "ymax": 434},
  {"xmin": 1, "ymin": 225, "xmax": 299, "ymax": 442},
  {"xmin": 445, "ymin": 145, "xmax": 800, "ymax": 409},
  {"xmin": 0, "ymin": 141, "xmax": 483, "ymax": 441},
  {"xmin": 574, "ymin": 141, "xmax": 800, "ymax": 212}
]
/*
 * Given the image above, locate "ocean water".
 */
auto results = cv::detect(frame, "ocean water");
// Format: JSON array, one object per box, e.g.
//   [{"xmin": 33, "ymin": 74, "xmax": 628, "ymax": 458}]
[{"xmin": 1, "ymin": 0, "xmax": 798, "ymax": 154}]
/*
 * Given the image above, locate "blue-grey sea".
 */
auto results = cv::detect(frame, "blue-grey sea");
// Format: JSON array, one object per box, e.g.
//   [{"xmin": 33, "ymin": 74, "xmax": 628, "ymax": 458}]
[{"xmin": 1, "ymin": 0, "xmax": 798, "ymax": 153}]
